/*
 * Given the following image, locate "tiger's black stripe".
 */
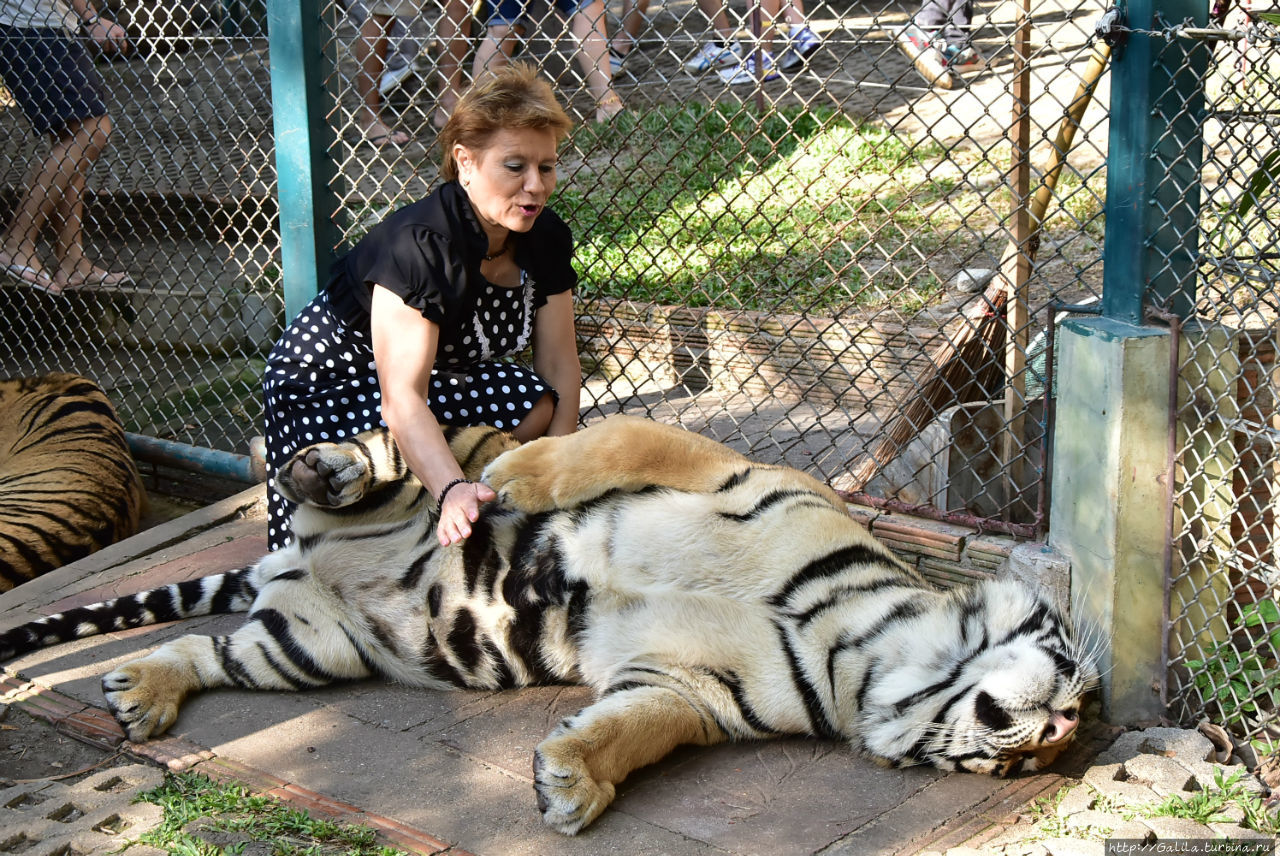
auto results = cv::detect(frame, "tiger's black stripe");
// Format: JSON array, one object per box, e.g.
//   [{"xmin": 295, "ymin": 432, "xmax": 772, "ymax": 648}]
[
  {"xmin": 716, "ymin": 489, "xmax": 812, "ymax": 522},
  {"xmin": 481, "ymin": 637, "xmax": 517, "ymax": 688},
  {"xmin": 843, "ymin": 600, "xmax": 927, "ymax": 650},
  {"xmin": 775, "ymin": 621, "xmax": 839, "ymax": 739},
  {"xmin": 714, "ymin": 670, "xmax": 781, "ymax": 736},
  {"xmin": 297, "ymin": 515, "xmax": 418, "ymax": 552},
  {"xmin": 421, "ymin": 641, "xmax": 468, "ymax": 686},
  {"xmin": 462, "ymin": 514, "xmax": 502, "ymax": 598},
  {"xmin": 446, "ymin": 607, "xmax": 483, "ymax": 673},
  {"xmin": 793, "ymin": 577, "xmax": 921, "ymax": 626},
  {"xmin": 339, "ymin": 623, "xmax": 384, "ymax": 677},
  {"xmin": 214, "ymin": 636, "xmax": 262, "ymax": 688},
  {"xmin": 251, "ymin": 609, "xmax": 340, "ymax": 683},
  {"xmin": 251, "ymin": 641, "xmax": 313, "ymax": 690},
  {"xmin": 400, "ymin": 545, "xmax": 440, "ymax": 591},
  {"xmin": 715, "ymin": 470, "xmax": 750, "ymax": 492},
  {"xmin": 769, "ymin": 543, "xmax": 898, "ymax": 609}
]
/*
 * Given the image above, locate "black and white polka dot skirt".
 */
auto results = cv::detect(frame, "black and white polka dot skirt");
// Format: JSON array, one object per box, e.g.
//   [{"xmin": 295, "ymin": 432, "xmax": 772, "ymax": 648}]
[{"xmin": 262, "ymin": 291, "xmax": 551, "ymax": 550}]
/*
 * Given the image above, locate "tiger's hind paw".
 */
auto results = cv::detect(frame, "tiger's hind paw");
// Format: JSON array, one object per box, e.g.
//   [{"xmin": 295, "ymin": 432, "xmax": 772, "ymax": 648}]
[
  {"xmin": 277, "ymin": 443, "xmax": 371, "ymax": 507},
  {"xmin": 532, "ymin": 737, "xmax": 615, "ymax": 834},
  {"xmin": 101, "ymin": 658, "xmax": 195, "ymax": 742}
]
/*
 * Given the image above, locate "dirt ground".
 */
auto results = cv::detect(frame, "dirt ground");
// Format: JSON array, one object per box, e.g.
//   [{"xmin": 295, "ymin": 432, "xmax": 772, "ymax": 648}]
[{"xmin": 0, "ymin": 703, "xmax": 131, "ymax": 788}]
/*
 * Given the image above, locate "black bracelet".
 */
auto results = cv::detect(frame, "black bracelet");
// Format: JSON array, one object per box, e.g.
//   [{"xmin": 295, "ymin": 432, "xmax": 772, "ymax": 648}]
[
  {"xmin": 435, "ymin": 478, "xmax": 472, "ymax": 517},
  {"xmin": 80, "ymin": 13, "xmax": 100, "ymax": 29}
]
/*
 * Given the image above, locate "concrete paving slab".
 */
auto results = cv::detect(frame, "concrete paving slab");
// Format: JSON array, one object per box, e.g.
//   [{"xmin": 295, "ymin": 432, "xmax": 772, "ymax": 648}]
[{"xmin": 0, "ymin": 498, "xmax": 1089, "ymax": 856}]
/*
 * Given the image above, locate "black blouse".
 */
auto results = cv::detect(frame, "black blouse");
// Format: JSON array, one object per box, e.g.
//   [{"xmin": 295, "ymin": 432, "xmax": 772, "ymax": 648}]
[{"xmin": 325, "ymin": 180, "xmax": 577, "ymax": 333}]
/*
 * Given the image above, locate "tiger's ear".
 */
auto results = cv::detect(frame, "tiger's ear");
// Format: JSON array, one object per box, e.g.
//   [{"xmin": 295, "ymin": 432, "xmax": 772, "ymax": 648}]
[{"xmin": 974, "ymin": 691, "xmax": 1012, "ymax": 732}]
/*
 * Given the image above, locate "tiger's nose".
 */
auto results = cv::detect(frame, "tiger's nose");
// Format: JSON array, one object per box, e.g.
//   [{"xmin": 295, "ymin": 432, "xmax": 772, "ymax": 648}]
[{"xmin": 1046, "ymin": 709, "xmax": 1079, "ymax": 743}]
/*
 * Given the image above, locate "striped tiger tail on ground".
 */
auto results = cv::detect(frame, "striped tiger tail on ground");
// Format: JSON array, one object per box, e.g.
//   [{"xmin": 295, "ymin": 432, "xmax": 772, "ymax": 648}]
[{"xmin": 0, "ymin": 566, "xmax": 261, "ymax": 662}]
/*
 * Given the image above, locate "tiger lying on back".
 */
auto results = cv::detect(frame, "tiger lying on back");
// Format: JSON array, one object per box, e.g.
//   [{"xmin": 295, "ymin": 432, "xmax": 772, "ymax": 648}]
[{"xmin": 0, "ymin": 416, "xmax": 1096, "ymax": 834}]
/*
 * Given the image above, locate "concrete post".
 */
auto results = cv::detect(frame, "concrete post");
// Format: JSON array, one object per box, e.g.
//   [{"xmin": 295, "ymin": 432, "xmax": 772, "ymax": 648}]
[{"xmin": 1048, "ymin": 317, "xmax": 1171, "ymax": 724}]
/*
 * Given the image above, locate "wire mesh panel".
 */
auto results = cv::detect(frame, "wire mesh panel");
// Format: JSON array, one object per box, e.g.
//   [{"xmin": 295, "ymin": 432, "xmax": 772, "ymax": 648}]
[
  {"xmin": 318, "ymin": 0, "xmax": 1110, "ymax": 534},
  {"xmin": 0, "ymin": 1, "xmax": 279, "ymax": 453},
  {"xmin": 1161, "ymin": 7, "xmax": 1280, "ymax": 754},
  {"xmin": 1, "ymin": 0, "xmax": 1108, "ymax": 523}
]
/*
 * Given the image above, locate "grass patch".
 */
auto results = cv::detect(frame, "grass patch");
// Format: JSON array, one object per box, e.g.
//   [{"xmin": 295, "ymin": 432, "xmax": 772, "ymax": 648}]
[
  {"xmin": 559, "ymin": 102, "xmax": 980, "ymax": 314},
  {"xmin": 131, "ymin": 358, "xmax": 266, "ymax": 436},
  {"xmin": 1147, "ymin": 768, "xmax": 1280, "ymax": 835},
  {"xmin": 134, "ymin": 771, "xmax": 406, "ymax": 856}
]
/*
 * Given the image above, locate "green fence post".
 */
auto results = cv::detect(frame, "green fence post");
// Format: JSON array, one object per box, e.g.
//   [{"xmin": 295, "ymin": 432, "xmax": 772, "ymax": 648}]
[
  {"xmin": 1100, "ymin": 0, "xmax": 1210, "ymax": 322},
  {"xmin": 268, "ymin": 0, "xmax": 342, "ymax": 321}
]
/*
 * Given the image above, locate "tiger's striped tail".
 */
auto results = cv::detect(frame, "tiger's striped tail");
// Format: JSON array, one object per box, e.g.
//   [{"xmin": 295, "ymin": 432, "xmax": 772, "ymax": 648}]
[{"xmin": 0, "ymin": 566, "xmax": 260, "ymax": 662}]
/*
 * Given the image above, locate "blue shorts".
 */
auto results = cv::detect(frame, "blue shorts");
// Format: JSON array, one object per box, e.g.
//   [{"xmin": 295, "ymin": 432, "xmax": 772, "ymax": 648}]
[
  {"xmin": 0, "ymin": 25, "xmax": 107, "ymax": 135},
  {"xmin": 484, "ymin": 0, "xmax": 591, "ymax": 29}
]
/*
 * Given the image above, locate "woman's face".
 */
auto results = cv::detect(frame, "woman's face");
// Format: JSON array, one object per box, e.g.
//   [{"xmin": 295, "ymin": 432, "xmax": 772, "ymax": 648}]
[{"xmin": 455, "ymin": 127, "xmax": 559, "ymax": 238}]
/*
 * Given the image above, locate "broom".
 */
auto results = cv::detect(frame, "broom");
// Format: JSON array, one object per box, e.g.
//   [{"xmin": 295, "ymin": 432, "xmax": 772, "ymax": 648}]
[{"xmin": 839, "ymin": 40, "xmax": 1113, "ymax": 494}]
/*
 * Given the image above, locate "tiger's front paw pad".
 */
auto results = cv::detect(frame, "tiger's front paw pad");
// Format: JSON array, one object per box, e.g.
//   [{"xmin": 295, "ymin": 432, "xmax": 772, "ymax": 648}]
[
  {"xmin": 532, "ymin": 742, "xmax": 615, "ymax": 834},
  {"xmin": 101, "ymin": 661, "xmax": 185, "ymax": 743},
  {"xmin": 278, "ymin": 444, "xmax": 370, "ymax": 507},
  {"xmin": 482, "ymin": 444, "xmax": 559, "ymax": 512}
]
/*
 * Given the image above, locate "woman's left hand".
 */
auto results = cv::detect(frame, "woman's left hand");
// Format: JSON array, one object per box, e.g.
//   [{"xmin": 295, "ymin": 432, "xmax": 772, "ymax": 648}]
[{"xmin": 438, "ymin": 480, "xmax": 498, "ymax": 546}]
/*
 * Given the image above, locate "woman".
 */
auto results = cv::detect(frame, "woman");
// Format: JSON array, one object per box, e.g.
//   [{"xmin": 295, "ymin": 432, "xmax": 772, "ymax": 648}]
[
  {"xmin": 263, "ymin": 62, "xmax": 581, "ymax": 551},
  {"xmin": 0, "ymin": 0, "xmax": 132, "ymax": 292}
]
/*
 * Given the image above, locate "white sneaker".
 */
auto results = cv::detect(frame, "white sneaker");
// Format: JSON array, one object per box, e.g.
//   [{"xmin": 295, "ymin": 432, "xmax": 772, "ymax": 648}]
[
  {"xmin": 684, "ymin": 40, "xmax": 742, "ymax": 72},
  {"xmin": 379, "ymin": 64, "xmax": 414, "ymax": 96},
  {"xmin": 778, "ymin": 25, "xmax": 820, "ymax": 70},
  {"xmin": 717, "ymin": 51, "xmax": 780, "ymax": 85}
]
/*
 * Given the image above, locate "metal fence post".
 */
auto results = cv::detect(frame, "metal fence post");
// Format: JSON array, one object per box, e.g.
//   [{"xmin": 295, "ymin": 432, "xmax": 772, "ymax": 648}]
[
  {"xmin": 268, "ymin": 0, "xmax": 343, "ymax": 321},
  {"xmin": 1100, "ymin": 0, "xmax": 1209, "ymax": 322}
]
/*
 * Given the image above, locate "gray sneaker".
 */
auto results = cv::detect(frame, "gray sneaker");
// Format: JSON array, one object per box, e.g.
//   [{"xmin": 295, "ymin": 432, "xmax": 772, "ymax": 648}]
[{"xmin": 684, "ymin": 41, "xmax": 742, "ymax": 72}]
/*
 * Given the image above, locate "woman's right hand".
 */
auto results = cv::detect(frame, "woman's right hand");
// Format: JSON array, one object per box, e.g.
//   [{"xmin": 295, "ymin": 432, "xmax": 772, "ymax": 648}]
[{"xmin": 437, "ymin": 480, "xmax": 498, "ymax": 546}]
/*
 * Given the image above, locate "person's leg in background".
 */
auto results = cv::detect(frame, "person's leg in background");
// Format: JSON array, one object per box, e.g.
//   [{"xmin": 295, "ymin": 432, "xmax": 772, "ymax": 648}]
[
  {"xmin": 565, "ymin": 0, "xmax": 623, "ymax": 120},
  {"xmin": 896, "ymin": 0, "xmax": 982, "ymax": 81},
  {"xmin": 471, "ymin": 0, "xmax": 523, "ymax": 82},
  {"xmin": 377, "ymin": 12, "xmax": 426, "ymax": 96},
  {"xmin": 433, "ymin": 0, "xmax": 473, "ymax": 127},
  {"xmin": 349, "ymin": 0, "xmax": 412, "ymax": 145},
  {"xmin": 0, "ymin": 26, "xmax": 130, "ymax": 292}
]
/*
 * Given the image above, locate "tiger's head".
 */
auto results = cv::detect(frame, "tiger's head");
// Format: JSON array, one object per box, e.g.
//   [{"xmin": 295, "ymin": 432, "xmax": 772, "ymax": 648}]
[{"xmin": 861, "ymin": 579, "xmax": 1098, "ymax": 776}]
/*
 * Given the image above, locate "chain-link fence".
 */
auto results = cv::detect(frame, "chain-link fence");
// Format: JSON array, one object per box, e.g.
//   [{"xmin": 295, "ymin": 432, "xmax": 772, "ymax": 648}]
[
  {"xmin": 1159, "ymin": 5, "xmax": 1280, "ymax": 755},
  {"xmin": 321, "ymin": 0, "xmax": 1111, "ymax": 537},
  {"xmin": 0, "ymin": 2, "xmax": 279, "ymax": 453},
  {"xmin": 1, "ymin": 0, "xmax": 1112, "ymax": 530}
]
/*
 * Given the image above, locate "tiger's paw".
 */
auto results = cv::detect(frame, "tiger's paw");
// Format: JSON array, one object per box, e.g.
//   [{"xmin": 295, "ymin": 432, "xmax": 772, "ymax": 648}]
[
  {"xmin": 532, "ymin": 737, "xmax": 615, "ymax": 834},
  {"xmin": 482, "ymin": 439, "xmax": 563, "ymax": 513},
  {"xmin": 277, "ymin": 442, "xmax": 371, "ymax": 508},
  {"xmin": 101, "ymin": 658, "xmax": 195, "ymax": 742}
]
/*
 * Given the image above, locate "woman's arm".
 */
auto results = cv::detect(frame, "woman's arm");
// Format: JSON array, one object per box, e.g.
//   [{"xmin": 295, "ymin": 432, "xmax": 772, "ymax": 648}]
[
  {"xmin": 532, "ymin": 291, "xmax": 582, "ymax": 437},
  {"xmin": 370, "ymin": 284, "xmax": 496, "ymax": 546}
]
